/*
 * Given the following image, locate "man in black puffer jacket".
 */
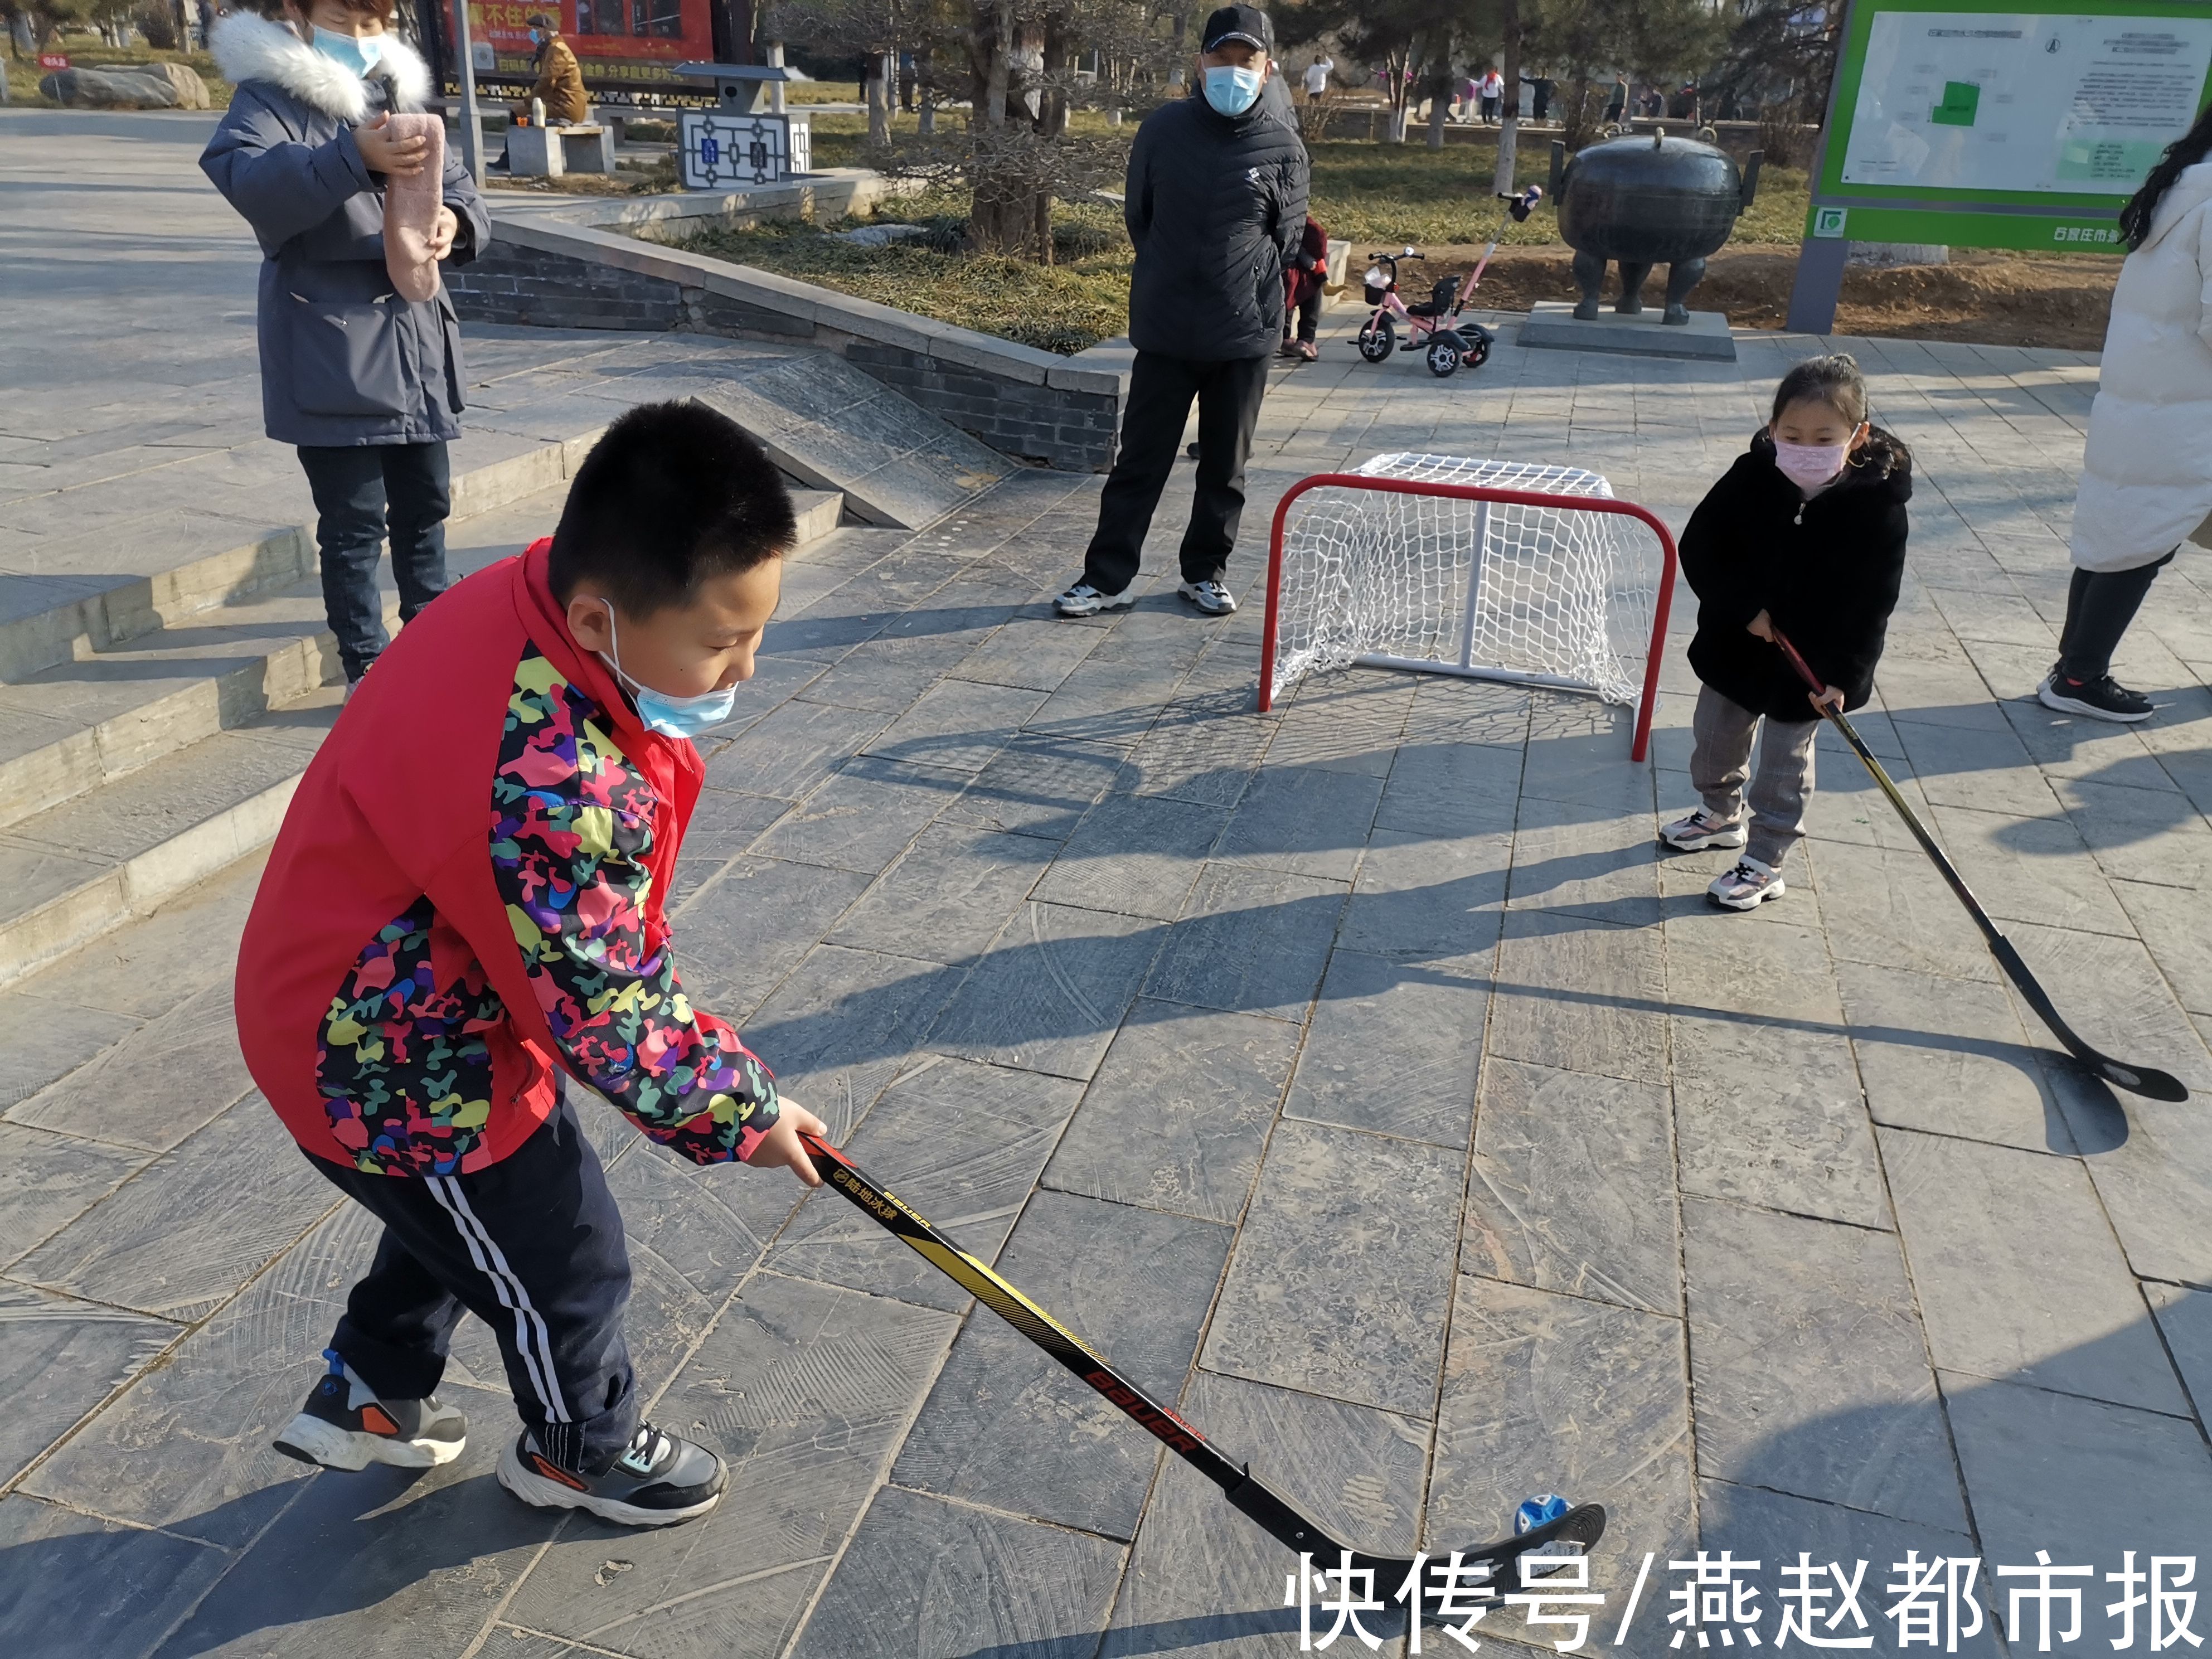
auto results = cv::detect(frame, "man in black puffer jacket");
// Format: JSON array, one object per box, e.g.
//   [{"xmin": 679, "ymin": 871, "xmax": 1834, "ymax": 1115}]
[{"xmin": 1055, "ymin": 4, "xmax": 1309, "ymax": 620}]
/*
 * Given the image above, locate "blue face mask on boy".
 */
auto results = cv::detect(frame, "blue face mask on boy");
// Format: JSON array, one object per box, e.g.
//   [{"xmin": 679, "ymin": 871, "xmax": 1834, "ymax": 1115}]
[
  {"xmin": 1202, "ymin": 64, "xmax": 1264, "ymax": 116},
  {"xmin": 597, "ymin": 601, "xmax": 740, "ymax": 740},
  {"xmin": 311, "ymin": 26, "xmax": 384, "ymax": 77}
]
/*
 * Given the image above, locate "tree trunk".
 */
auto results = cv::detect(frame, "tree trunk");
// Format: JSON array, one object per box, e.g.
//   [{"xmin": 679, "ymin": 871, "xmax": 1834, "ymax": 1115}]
[
  {"xmin": 916, "ymin": 46, "xmax": 935, "ymax": 133},
  {"xmin": 967, "ymin": 0, "xmax": 1026, "ymax": 254},
  {"xmin": 1168, "ymin": 11, "xmax": 1185, "ymax": 88},
  {"xmin": 1561, "ymin": 72, "xmax": 1594, "ymax": 149},
  {"xmin": 1426, "ymin": 82, "xmax": 1448, "ymax": 149},
  {"xmin": 1037, "ymin": 18, "xmax": 1068, "ymax": 137},
  {"xmin": 866, "ymin": 50, "xmax": 893, "ymax": 148},
  {"xmin": 1493, "ymin": 0, "xmax": 1521, "ymax": 193}
]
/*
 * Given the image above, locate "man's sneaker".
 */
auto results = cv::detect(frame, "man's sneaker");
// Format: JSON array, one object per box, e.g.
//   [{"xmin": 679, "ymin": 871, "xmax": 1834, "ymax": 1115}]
[
  {"xmin": 2038, "ymin": 670, "xmax": 2153, "ymax": 724},
  {"xmin": 1709, "ymin": 855, "xmax": 1785, "ymax": 911},
  {"xmin": 1658, "ymin": 808, "xmax": 1748, "ymax": 852},
  {"xmin": 1178, "ymin": 578, "xmax": 1238, "ymax": 615},
  {"xmin": 497, "ymin": 1422, "xmax": 726, "ymax": 1527},
  {"xmin": 273, "ymin": 1348, "xmax": 467, "ymax": 1471},
  {"xmin": 1054, "ymin": 581, "xmax": 1134, "ymax": 618}
]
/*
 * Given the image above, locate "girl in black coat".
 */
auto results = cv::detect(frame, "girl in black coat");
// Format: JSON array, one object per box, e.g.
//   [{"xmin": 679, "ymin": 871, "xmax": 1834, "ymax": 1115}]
[{"xmin": 1662, "ymin": 354, "xmax": 1913, "ymax": 910}]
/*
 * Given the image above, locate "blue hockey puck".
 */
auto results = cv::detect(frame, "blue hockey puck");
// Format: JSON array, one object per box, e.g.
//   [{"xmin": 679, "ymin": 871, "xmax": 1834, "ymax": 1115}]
[{"xmin": 1515, "ymin": 1493, "xmax": 1570, "ymax": 1535}]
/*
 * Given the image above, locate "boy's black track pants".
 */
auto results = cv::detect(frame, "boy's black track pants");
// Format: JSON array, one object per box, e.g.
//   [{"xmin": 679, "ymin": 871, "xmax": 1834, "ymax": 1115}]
[{"xmin": 305, "ymin": 1089, "xmax": 638, "ymax": 1474}]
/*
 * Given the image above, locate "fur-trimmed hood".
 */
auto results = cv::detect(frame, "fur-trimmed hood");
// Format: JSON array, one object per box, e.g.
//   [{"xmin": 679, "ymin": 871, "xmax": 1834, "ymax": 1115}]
[{"xmin": 211, "ymin": 9, "xmax": 430, "ymax": 120}]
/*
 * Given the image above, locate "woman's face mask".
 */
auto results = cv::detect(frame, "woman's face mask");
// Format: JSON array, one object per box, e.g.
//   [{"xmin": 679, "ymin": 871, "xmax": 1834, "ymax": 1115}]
[
  {"xmin": 311, "ymin": 24, "xmax": 383, "ymax": 76},
  {"xmin": 1203, "ymin": 63, "xmax": 1264, "ymax": 117}
]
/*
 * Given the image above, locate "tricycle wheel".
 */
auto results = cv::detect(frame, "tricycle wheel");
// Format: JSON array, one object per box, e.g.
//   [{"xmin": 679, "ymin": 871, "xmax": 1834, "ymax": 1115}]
[
  {"xmin": 1426, "ymin": 337, "xmax": 1462, "ymax": 377},
  {"xmin": 1458, "ymin": 325, "xmax": 1494, "ymax": 367},
  {"xmin": 1356, "ymin": 319, "xmax": 1395, "ymax": 362}
]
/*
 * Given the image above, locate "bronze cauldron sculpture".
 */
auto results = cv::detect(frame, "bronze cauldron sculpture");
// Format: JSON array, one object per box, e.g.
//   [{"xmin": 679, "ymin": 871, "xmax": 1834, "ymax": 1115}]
[{"xmin": 1548, "ymin": 133, "xmax": 1762, "ymax": 325}]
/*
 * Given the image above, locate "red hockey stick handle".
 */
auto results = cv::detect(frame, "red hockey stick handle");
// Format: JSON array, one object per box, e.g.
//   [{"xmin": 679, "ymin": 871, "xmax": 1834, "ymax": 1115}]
[{"xmin": 1768, "ymin": 625, "xmax": 1823, "ymax": 695}]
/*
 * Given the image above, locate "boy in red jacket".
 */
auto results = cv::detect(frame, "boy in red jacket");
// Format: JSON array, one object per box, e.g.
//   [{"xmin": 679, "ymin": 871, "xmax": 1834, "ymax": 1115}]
[{"xmin": 236, "ymin": 401, "xmax": 827, "ymax": 1527}]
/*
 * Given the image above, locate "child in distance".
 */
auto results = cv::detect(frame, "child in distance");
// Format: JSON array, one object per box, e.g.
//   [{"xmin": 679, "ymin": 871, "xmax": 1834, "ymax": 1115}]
[
  {"xmin": 1662, "ymin": 353, "xmax": 1914, "ymax": 910},
  {"xmin": 235, "ymin": 401, "xmax": 828, "ymax": 1527}
]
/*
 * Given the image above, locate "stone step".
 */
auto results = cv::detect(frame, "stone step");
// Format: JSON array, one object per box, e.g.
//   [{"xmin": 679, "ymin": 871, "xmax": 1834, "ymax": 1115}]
[
  {"xmin": 0, "ymin": 508, "xmax": 879, "ymax": 991},
  {"xmin": 0, "ymin": 342, "xmax": 937, "ymax": 689},
  {"xmin": 0, "ymin": 485, "xmax": 843, "ymax": 837},
  {"xmin": 0, "ymin": 426, "xmax": 583, "ymax": 688},
  {"xmin": 0, "ymin": 694, "xmax": 332, "ymax": 992}
]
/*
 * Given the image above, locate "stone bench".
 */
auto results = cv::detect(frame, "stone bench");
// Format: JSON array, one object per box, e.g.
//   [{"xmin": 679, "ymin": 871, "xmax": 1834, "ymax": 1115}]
[{"xmin": 505, "ymin": 122, "xmax": 615, "ymax": 178}]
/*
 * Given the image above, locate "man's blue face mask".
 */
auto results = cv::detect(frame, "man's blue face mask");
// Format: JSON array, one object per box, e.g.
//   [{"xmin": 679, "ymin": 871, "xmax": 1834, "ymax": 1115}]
[
  {"xmin": 1202, "ymin": 63, "xmax": 1263, "ymax": 117},
  {"xmin": 598, "ymin": 601, "xmax": 740, "ymax": 741},
  {"xmin": 311, "ymin": 26, "xmax": 383, "ymax": 76}
]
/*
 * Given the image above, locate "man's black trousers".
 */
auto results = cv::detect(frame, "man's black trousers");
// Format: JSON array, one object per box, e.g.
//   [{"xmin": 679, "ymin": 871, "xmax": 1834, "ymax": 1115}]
[
  {"xmin": 1081, "ymin": 350, "xmax": 1272, "ymax": 596},
  {"xmin": 307, "ymin": 1089, "xmax": 638, "ymax": 1474}
]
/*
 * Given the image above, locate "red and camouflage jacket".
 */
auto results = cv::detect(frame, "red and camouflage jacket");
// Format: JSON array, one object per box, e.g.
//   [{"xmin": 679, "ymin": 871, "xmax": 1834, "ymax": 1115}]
[{"xmin": 236, "ymin": 537, "xmax": 778, "ymax": 1177}]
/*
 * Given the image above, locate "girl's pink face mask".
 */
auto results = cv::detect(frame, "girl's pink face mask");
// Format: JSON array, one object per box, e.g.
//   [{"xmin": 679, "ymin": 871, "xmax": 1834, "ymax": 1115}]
[{"xmin": 1772, "ymin": 439, "xmax": 1851, "ymax": 492}]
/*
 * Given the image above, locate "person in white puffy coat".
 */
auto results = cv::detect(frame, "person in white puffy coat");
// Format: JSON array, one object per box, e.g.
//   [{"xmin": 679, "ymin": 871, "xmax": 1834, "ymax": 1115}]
[{"xmin": 2044, "ymin": 110, "xmax": 2212, "ymax": 723}]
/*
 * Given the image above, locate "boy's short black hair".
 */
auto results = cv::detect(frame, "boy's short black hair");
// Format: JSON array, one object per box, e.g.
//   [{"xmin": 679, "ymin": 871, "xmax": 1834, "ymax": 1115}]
[{"xmin": 548, "ymin": 401, "xmax": 795, "ymax": 617}]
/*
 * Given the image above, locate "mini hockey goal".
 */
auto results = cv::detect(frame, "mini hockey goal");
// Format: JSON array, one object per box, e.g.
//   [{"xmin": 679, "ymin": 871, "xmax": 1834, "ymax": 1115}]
[{"xmin": 1257, "ymin": 455, "xmax": 1678, "ymax": 759}]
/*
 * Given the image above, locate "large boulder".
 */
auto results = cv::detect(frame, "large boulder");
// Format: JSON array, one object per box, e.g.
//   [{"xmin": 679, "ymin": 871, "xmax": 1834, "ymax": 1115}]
[{"xmin": 40, "ymin": 62, "xmax": 210, "ymax": 110}]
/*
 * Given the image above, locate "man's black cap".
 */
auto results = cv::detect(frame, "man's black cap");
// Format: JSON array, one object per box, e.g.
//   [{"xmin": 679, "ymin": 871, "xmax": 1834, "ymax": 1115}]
[{"xmin": 1201, "ymin": 4, "xmax": 1272, "ymax": 53}]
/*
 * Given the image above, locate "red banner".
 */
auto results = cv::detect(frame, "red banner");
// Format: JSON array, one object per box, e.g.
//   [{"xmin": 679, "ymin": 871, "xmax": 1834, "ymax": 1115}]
[
  {"xmin": 37, "ymin": 52, "xmax": 70, "ymax": 70},
  {"xmin": 438, "ymin": 0, "xmax": 712, "ymax": 84}
]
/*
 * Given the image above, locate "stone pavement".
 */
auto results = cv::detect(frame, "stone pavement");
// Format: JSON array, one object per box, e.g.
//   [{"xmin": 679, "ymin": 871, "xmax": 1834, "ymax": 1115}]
[{"xmin": 9, "ymin": 120, "xmax": 2212, "ymax": 1656}]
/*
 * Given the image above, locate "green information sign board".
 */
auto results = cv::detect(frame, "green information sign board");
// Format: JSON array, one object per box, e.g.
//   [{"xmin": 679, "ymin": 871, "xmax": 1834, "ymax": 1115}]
[{"xmin": 1787, "ymin": 0, "xmax": 2212, "ymax": 327}]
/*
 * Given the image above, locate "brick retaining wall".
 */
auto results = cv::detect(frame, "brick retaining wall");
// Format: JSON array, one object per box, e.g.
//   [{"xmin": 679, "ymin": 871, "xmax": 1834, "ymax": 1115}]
[{"xmin": 450, "ymin": 200, "xmax": 1127, "ymax": 472}]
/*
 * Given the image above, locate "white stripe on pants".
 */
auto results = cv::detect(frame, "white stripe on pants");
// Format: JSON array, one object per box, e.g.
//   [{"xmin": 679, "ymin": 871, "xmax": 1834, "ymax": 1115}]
[{"xmin": 425, "ymin": 1174, "xmax": 570, "ymax": 1424}]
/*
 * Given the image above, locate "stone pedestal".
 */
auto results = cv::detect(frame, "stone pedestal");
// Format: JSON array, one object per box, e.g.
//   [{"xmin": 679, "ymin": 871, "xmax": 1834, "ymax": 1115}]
[
  {"xmin": 505, "ymin": 123, "xmax": 614, "ymax": 178},
  {"xmin": 1516, "ymin": 299, "xmax": 1736, "ymax": 361}
]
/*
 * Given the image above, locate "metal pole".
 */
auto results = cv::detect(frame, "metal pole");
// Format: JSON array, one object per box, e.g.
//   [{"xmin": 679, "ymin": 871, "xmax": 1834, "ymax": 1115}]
[
  {"xmin": 1785, "ymin": 0, "xmax": 1857, "ymax": 334},
  {"xmin": 452, "ymin": 0, "xmax": 484, "ymax": 183},
  {"xmin": 1457, "ymin": 500, "xmax": 1492, "ymax": 670}
]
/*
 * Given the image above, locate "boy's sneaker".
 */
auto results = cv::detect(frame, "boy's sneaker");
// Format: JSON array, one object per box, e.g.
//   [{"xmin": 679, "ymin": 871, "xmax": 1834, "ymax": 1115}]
[
  {"xmin": 2037, "ymin": 670, "xmax": 2153, "ymax": 724},
  {"xmin": 1178, "ymin": 578, "xmax": 1238, "ymax": 615},
  {"xmin": 1709, "ymin": 855, "xmax": 1785, "ymax": 911},
  {"xmin": 1658, "ymin": 808, "xmax": 1748, "ymax": 852},
  {"xmin": 273, "ymin": 1348, "xmax": 467, "ymax": 1471},
  {"xmin": 1054, "ymin": 581, "xmax": 1134, "ymax": 618},
  {"xmin": 497, "ymin": 1422, "xmax": 726, "ymax": 1527}
]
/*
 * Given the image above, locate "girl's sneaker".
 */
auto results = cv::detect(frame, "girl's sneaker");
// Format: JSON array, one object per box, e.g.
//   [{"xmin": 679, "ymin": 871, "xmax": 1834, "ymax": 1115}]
[
  {"xmin": 1658, "ymin": 808, "xmax": 1748, "ymax": 852},
  {"xmin": 497, "ymin": 1421, "xmax": 727, "ymax": 1528},
  {"xmin": 1709, "ymin": 855, "xmax": 1784, "ymax": 911},
  {"xmin": 273, "ymin": 1348, "xmax": 467, "ymax": 1471},
  {"xmin": 2036, "ymin": 670, "xmax": 2153, "ymax": 724}
]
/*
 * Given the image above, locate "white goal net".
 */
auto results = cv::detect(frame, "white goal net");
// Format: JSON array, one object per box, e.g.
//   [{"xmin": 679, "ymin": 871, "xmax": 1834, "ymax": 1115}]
[{"xmin": 1259, "ymin": 454, "xmax": 1673, "ymax": 753}]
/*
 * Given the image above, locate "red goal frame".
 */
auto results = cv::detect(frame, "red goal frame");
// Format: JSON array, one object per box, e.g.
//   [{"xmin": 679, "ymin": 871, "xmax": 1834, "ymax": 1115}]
[{"xmin": 1256, "ymin": 473, "xmax": 1680, "ymax": 762}]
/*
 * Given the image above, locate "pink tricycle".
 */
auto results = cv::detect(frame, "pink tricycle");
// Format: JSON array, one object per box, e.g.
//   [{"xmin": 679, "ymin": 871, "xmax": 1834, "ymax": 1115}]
[{"xmin": 1354, "ymin": 186, "xmax": 1542, "ymax": 378}]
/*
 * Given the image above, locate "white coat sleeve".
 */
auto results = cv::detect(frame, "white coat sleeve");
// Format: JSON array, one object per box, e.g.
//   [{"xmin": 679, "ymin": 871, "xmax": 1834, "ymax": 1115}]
[{"xmin": 2198, "ymin": 206, "xmax": 2212, "ymax": 349}]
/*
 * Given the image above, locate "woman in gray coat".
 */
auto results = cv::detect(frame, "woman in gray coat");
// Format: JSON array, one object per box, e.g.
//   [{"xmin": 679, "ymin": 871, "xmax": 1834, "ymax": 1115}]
[{"xmin": 202, "ymin": 0, "xmax": 491, "ymax": 693}]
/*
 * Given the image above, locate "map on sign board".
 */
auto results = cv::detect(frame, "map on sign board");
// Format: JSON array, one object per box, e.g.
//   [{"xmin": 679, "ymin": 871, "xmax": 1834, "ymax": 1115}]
[{"xmin": 1840, "ymin": 10, "xmax": 2212, "ymax": 193}]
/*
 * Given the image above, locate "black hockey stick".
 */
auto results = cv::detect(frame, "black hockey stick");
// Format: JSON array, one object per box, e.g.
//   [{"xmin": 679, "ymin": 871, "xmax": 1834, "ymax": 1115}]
[
  {"xmin": 1772, "ymin": 627, "xmax": 2189, "ymax": 1102},
  {"xmin": 799, "ymin": 1130, "xmax": 1607, "ymax": 1592}
]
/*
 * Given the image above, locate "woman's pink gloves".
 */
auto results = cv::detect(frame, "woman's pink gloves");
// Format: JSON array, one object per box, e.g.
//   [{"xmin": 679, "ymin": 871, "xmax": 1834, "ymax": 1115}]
[{"xmin": 380, "ymin": 113, "xmax": 448, "ymax": 302}]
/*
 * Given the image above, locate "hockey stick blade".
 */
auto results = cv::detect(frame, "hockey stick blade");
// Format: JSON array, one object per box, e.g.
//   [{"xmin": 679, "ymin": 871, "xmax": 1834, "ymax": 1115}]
[
  {"xmin": 1769, "ymin": 629, "xmax": 2189, "ymax": 1102},
  {"xmin": 799, "ymin": 1131, "xmax": 1608, "ymax": 1592}
]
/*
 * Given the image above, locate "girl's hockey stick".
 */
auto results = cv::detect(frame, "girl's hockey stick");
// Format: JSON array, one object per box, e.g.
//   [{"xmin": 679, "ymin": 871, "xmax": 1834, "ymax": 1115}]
[
  {"xmin": 798, "ymin": 1129, "xmax": 1608, "ymax": 1590},
  {"xmin": 1770, "ymin": 627, "xmax": 2189, "ymax": 1102}
]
